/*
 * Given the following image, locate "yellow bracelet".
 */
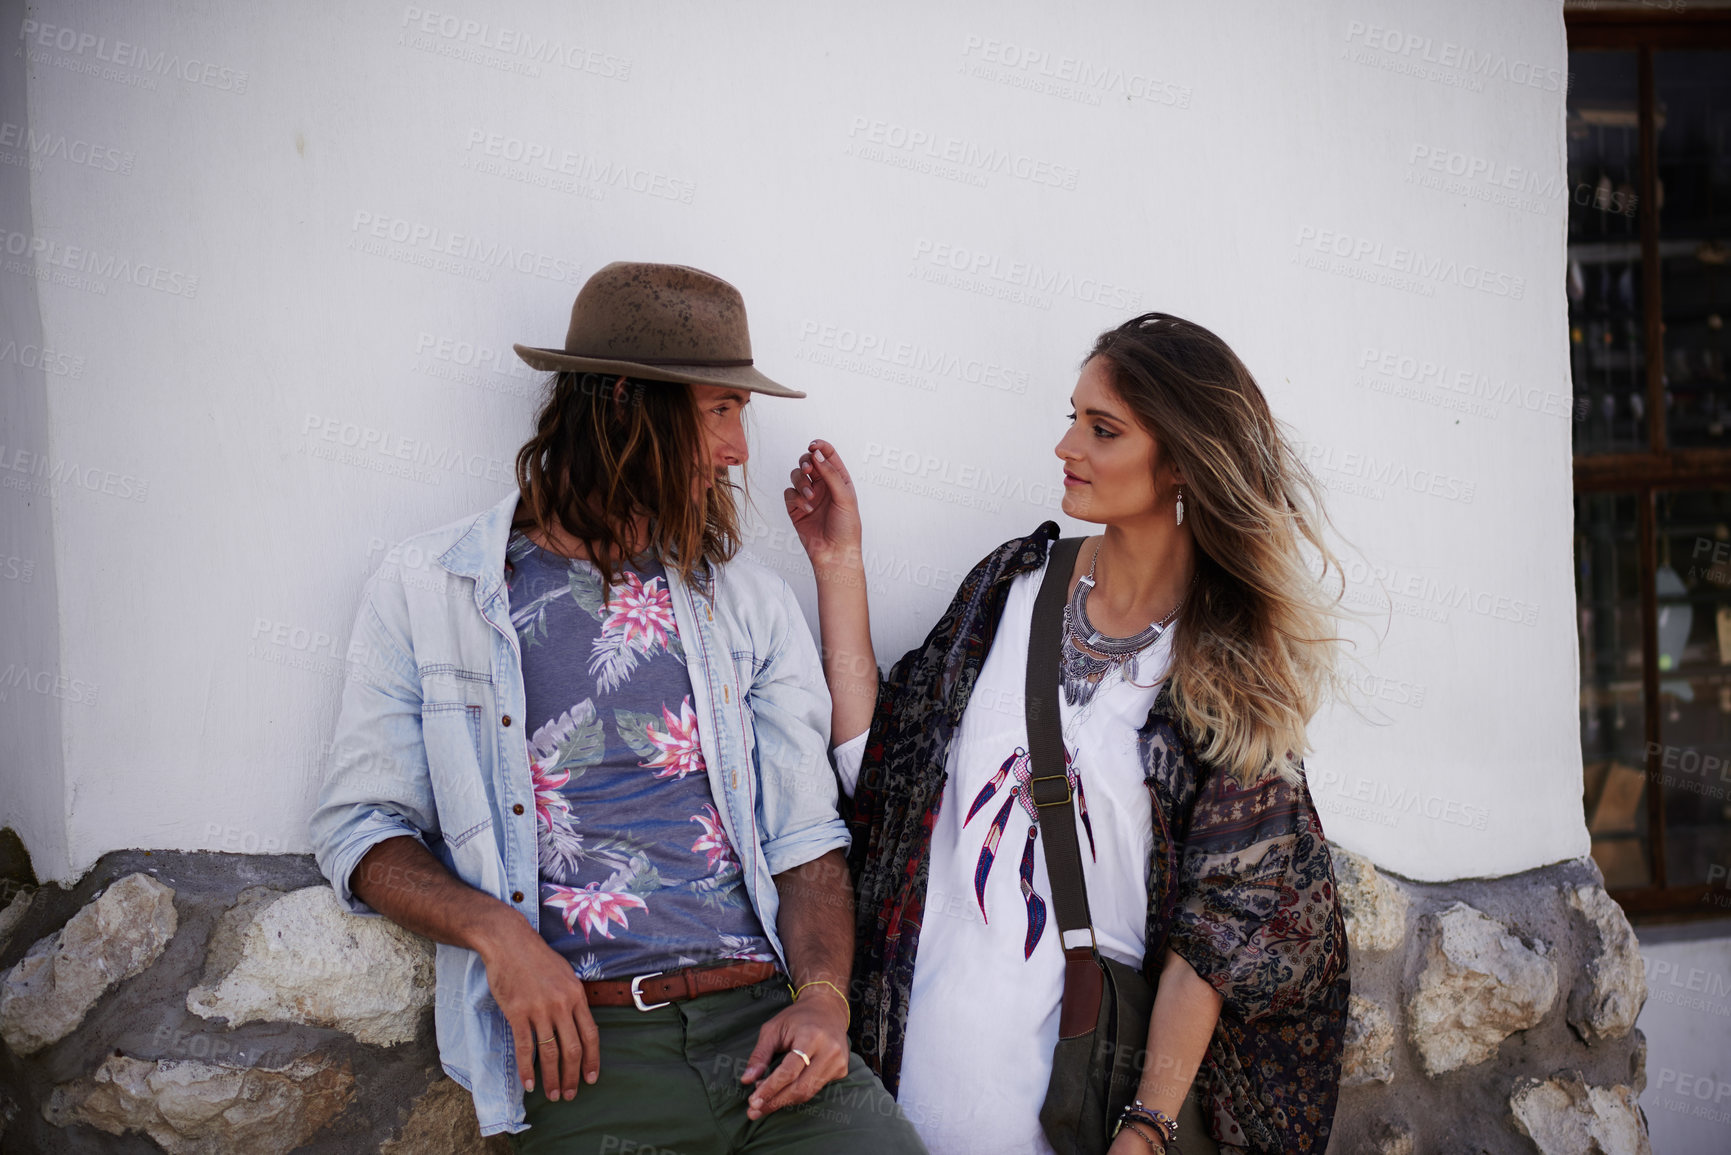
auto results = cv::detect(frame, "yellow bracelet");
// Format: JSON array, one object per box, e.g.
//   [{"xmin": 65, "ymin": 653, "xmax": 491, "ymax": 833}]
[{"xmin": 790, "ymin": 979, "xmax": 851, "ymax": 1027}]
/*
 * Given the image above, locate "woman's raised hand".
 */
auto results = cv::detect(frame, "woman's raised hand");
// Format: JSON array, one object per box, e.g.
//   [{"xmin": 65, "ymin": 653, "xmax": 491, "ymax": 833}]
[
  {"xmin": 784, "ymin": 438, "xmax": 861, "ymax": 569},
  {"xmin": 786, "ymin": 439, "xmax": 877, "ymax": 744}
]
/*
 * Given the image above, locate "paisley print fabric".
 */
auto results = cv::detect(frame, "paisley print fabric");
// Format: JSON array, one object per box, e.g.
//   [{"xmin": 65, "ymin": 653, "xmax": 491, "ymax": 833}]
[{"xmin": 844, "ymin": 522, "xmax": 1349, "ymax": 1154}]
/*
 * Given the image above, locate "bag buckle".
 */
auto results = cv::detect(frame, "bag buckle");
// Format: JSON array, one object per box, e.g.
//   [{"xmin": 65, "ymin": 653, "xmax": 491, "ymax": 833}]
[
  {"xmin": 630, "ymin": 972, "xmax": 670, "ymax": 1011},
  {"xmin": 1061, "ymin": 927, "xmax": 1097, "ymax": 953},
  {"xmin": 1030, "ymin": 772, "xmax": 1072, "ymax": 807}
]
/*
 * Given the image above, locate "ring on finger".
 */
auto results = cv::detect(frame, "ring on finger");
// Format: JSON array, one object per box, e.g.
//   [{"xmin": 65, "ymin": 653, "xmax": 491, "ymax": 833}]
[
  {"xmin": 790, "ymin": 1048, "xmax": 812, "ymax": 1067},
  {"xmin": 538, "ymin": 1038, "xmax": 559, "ymax": 1048}
]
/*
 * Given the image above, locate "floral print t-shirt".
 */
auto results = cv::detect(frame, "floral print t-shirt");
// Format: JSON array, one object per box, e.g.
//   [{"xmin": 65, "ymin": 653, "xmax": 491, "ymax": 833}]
[{"xmin": 504, "ymin": 531, "xmax": 776, "ymax": 980}]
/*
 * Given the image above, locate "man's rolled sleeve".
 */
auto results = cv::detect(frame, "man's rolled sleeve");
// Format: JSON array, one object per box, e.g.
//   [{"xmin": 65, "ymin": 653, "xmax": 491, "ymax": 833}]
[
  {"xmin": 748, "ymin": 579, "xmax": 852, "ymax": 877},
  {"xmin": 762, "ymin": 818, "xmax": 851, "ymax": 878},
  {"xmin": 320, "ymin": 809, "xmax": 431, "ymax": 916},
  {"xmin": 308, "ymin": 574, "xmax": 440, "ymax": 916}
]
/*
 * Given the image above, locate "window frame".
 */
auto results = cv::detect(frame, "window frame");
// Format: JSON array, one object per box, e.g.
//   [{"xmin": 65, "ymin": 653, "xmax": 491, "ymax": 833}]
[{"xmin": 1567, "ymin": 7, "xmax": 1731, "ymax": 920}]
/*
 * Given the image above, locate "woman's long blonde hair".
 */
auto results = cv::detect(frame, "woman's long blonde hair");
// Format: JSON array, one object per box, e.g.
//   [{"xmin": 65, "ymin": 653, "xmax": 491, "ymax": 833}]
[{"xmin": 1089, "ymin": 314, "xmax": 1349, "ymax": 786}]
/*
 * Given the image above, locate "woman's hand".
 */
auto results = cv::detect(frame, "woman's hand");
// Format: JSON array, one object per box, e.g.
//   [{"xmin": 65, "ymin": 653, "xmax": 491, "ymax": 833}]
[
  {"xmin": 785, "ymin": 439, "xmax": 877, "ymax": 744},
  {"xmin": 784, "ymin": 438, "xmax": 861, "ymax": 571}
]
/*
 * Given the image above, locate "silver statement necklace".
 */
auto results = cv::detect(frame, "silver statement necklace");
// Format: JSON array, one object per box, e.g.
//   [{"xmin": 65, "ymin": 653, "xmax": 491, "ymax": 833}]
[{"xmin": 1060, "ymin": 544, "xmax": 1194, "ymax": 708}]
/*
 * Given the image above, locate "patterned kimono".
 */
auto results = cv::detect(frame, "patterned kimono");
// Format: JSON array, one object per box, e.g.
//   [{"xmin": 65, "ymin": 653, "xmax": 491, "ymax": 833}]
[{"xmin": 845, "ymin": 521, "xmax": 1349, "ymax": 1153}]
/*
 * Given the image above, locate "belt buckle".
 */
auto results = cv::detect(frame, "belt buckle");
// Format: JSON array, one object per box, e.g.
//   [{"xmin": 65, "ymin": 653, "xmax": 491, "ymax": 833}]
[{"xmin": 629, "ymin": 971, "xmax": 670, "ymax": 1012}]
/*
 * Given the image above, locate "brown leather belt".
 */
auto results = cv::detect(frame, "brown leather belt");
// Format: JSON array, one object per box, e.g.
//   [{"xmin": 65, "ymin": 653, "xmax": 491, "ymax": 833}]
[{"xmin": 584, "ymin": 961, "xmax": 780, "ymax": 1011}]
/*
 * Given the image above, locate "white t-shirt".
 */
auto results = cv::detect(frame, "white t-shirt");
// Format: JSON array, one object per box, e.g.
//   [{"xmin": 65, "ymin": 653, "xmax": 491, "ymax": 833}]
[{"xmin": 833, "ymin": 555, "xmax": 1175, "ymax": 1155}]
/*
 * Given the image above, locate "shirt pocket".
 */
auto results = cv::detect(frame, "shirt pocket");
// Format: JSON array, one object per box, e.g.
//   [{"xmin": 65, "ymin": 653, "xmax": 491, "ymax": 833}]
[
  {"xmin": 419, "ymin": 663, "xmax": 499, "ymax": 840},
  {"xmin": 419, "ymin": 663, "xmax": 495, "ymax": 762},
  {"xmin": 421, "ymin": 700, "xmax": 484, "ymax": 763}
]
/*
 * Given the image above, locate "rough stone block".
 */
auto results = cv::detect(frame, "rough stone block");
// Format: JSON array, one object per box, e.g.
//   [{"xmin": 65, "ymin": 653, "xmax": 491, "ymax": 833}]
[
  {"xmin": 382, "ymin": 1076, "xmax": 511, "ymax": 1154},
  {"xmin": 1370, "ymin": 1121, "xmax": 1415, "ymax": 1155},
  {"xmin": 0, "ymin": 872, "xmax": 178, "ymax": 1054},
  {"xmin": 0, "ymin": 884, "xmax": 34, "ymax": 956},
  {"xmin": 1509, "ymin": 1073, "xmax": 1650, "ymax": 1155},
  {"xmin": 1407, "ymin": 901, "xmax": 1558, "ymax": 1076},
  {"xmin": 45, "ymin": 1051, "xmax": 353, "ymax": 1155},
  {"xmin": 1331, "ymin": 845, "xmax": 1409, "ymax": 953},
  {"xmin": 1565, "ymin": 883, "xmax": 1646, "ymax": 1045},
  {"xmin": 186, "ymin": 886, "xmax": 433, "ymax": 1046},
  {"xmin": 1343, "ymin": 994, "xmax": 1395, "ymax": 1086}
]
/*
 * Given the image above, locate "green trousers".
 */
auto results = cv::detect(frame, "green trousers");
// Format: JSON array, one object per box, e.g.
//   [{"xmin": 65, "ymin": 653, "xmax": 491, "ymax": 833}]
[{"xmin": 509, "ymin": 979, "xmax": 928, "ymax": 1155}]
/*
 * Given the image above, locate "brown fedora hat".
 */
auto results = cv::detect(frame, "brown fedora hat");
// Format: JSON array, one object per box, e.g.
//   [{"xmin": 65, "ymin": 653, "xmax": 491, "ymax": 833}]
[{"xmin": 513, "ymin": 261, "xmax": 804, "ymax": 398}]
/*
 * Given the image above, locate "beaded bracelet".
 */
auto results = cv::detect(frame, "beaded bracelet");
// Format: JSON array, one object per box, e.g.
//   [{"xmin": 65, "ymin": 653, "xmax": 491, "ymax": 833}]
[
  {"xmin": 1122, "ymin": 1119, "xmax": 1163, "ymax": 1153},
  {"xmin": 1121, "ymin": 1101, "xmax": 1178, "ymax": 1143}
]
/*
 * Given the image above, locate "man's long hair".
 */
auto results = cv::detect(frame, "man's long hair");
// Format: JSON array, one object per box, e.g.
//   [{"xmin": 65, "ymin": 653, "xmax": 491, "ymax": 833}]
[
  {"xmin": 1087, "ymin": 314, "xmax": 1350, "ymax": 787},
  {"xmin": 513, "ymin": 371, "xmax": 744, "ymax": 592}
]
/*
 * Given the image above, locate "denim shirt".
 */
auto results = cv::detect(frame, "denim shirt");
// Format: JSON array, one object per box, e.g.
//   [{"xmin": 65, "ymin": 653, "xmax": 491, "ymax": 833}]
[{"xmin": 307, "ymin": 490, "xmax": 848, "ymax": 1137}]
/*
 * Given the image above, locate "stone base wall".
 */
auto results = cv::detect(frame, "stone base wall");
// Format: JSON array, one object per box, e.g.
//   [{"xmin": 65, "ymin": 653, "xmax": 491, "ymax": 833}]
[
  {"xmin": 0, "ymin": 849, "xmax": 505, "ymax": 1155},
  {"xmin": 1331, "ymin": 850, "xmax": 1650, "ymax": 1155},
  {"xmin": 0, "ymin": 847, "xmax": 1651, "ymax": 1154}
]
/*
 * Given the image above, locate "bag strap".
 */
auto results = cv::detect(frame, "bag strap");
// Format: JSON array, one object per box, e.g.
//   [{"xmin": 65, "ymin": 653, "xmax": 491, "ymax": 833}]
[{"xmin": 1025, "ymin": 536, "xmax": 1105, "ymax": 1037}]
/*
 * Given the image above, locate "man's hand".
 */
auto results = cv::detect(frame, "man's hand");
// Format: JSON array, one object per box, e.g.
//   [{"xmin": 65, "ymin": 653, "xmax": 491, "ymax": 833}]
[
  {"xmin": 754, "ymin": 848, "xmax": 856, "ymax": 1120},
  {"xmin": 348, "ymin": 838, "xmax": 604, "ymax": 1102},
  {"xmin": 740, "ymin": 987, "xmax": 851, "ymax": 1120},
  {"xmin": 478, "ymin": 919, "xmax": 602, "ymax": 1103}
]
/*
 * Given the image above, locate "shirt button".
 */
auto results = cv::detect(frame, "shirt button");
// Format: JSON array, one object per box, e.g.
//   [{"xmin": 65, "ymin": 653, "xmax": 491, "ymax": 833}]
[
  {"xmin": 512, "ymin": 803, "xmax": 525, "ymax": 815},
  {"xmin": 512, "ymin": 891, "xmax": 525, "ymax": 904},
  {"xmin": 501, "ymin": 714, "xmax": 512, "ymax": 727}
]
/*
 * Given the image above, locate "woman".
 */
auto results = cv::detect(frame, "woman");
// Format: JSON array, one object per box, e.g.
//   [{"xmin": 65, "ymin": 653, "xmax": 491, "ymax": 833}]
[{"xmin": 783, "ymin": 313, "xmax": 1350, "ymax": 1154}]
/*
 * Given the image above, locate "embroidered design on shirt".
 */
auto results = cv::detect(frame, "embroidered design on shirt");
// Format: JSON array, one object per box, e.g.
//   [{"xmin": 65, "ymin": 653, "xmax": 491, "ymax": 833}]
[
  {"xmin": 689, "ymin": 803, "xmax": 755, "ymax": 915},
  {"xmin": 963, "ymin": 745, "xmax": 1095, "ymax": 958},
  {"xmin": 528, "ymin": 702, "xmax": 604, "ymax": 876},
  {"xmin": 505, "ymin": 535, "xmax": 776, "ymax": 977},
  {"xmin": 541, "ymin": 849, "xmax": 662, "ymax": 941},
  {"xmin": 690, "ymin": 803, "xmax": 738, "ymax": 875},
  {"xmin": 589, "ymin": 571, "xmax": 679, "ymax": 691},
  {"xmin": 543, "ymin": 880, "xmax": 648, "ymax": 941},
  {"xmin": 505, "ymin": 533, "xmax": 685, "ymax": 690},
  {"xmin": 616, "ymin": 696, "xmax": 707, "ymax": 780},
  {"xmin": 717, "ymin": 933, "xmax": 774, "ymax": 961}
]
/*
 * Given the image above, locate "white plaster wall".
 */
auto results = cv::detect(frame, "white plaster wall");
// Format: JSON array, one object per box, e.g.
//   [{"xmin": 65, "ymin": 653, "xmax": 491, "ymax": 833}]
[
  {"xmin": 1635, "ymin": 928, "xmax": 1731, "ymax": 1153},
  {"xmin": 0, "ymin": 0, "xmax": 1582, "ymax": 884},
  {"xmin": 0, "ymin": 0, "xmax": 68, "ymax": 884}
]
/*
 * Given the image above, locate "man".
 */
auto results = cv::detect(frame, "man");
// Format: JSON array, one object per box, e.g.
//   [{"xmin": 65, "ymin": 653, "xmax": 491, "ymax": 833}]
[{"xmin": 309, "ymin": 262, "xmax": 926, "ymax": 1153}]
